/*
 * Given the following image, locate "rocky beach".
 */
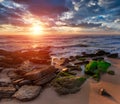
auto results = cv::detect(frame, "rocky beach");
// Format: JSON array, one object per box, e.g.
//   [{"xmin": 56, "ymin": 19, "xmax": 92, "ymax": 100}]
[{"xmin": 0, "ymin": 47, "xmax": 120, "ymax": 104}]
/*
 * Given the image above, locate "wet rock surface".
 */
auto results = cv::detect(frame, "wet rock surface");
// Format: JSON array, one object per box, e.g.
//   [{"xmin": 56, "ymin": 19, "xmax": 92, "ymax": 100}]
[
  {"xmin": 13, "ymin": 85, "xmax": 41, "ymax": 101},
  {"xmin": 0, "ymin": 86, "xmax": 16, "ymax": 98},
  {"xmin": 0, "ymin": 49, "xmax": 118, "ymax": 101}
]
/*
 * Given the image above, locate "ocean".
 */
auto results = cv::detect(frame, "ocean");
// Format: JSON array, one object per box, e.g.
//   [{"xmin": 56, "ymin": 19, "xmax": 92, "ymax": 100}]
[{"xmin": 0, "ymin": 35, "xmax": 120, "ymax": 57}]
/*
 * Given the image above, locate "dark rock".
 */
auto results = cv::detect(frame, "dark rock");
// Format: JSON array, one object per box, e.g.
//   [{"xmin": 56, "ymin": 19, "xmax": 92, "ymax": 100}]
[
  {"xmin": 12, "ymin": 79, "xmax": 32, "ymax": 86},
  {"xmin": 33, "ymin": 73, "xmax": 56, "ymax": 85},
  {"xmin": 69, "ymin": 56, "xmax": 76, "ymax": 61},
  {"xmin": 8, "ymin": 71, "xmax": 22, "ymax": 81},
  {"xmin": 92, "ymin": 57, "xmax": 104, "ymax": 61},
  {"xmin": 107, "ymin": 53, "xmax": 118, "ymax": 58},
  {"xmin": 0, "ymin": 82, "xmax": 9, "ymax": 87},
  {"xmin": 0, "ymin": 67, "xmax": 3, "ymax": 72},
  {"xmin": 95, "ymin": 50, "xmax": 110, "ymax": 56},
  {"xmin": 81, "ymin": 52, "xmax": 87, "ymax": 56},
  {"xmin": 59, "ymin": 58, "xmax": 70, "ymax": 65},
  {"xmin": 75, "ymin": 55, "xmax": 82, "ymax": 59},
  {"xmin": 0, "ymin": 86, "xmax": 16, "ymax": 98},
  {"xmin": 67, "ymin": 65, "xmax": 82, "ymax": 71},
  {"xmin": 107, "ymin": 70, "xmax": 115, "ymax": 75},
  {"xmin": 74, "ymin": 61, "xmax": 89, "ymax": 65},
  {"xmin": 13, "ymin": 85, "xmax": 41, "ymax": 101},
  {"xmin": 19, "ymin": 80, "xmax": 32, "ymax": 86},
  {"xmin": 99, "ymin": 88, "xmax": 111, "ymax": 97}
]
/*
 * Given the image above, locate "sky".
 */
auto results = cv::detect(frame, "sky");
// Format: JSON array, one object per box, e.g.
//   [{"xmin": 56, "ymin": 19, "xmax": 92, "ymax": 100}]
[{"xmin": 0, "ymin": 0, "xmax": 120, "ymax": 35}]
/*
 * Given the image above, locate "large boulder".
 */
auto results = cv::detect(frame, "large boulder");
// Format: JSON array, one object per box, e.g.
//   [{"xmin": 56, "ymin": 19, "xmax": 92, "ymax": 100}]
[
  {"xmin": 0, "ymin": 86, "xmax": 16, "ymax": 98},
  {"xmin": 13, "ymin": 85, "xmax": 41, "ymax": 101},
  {"xmin": 23, "ymin": 66, "xmax": 58, "ymax": 81},
  {"xmin": 52, "ymin": 76, "xmax": 86, "ymax": 95}
]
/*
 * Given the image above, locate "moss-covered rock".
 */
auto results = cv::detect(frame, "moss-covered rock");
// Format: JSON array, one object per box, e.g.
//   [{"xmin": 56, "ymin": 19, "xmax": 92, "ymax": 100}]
[
  {"xmin": 85, "ymin": 61, "xmax": 98, "ymax": 75},
  {"xmin": 97, "ymin": 61, "xmax": 111, "ymax": 73},
  {"xmin": 85, "ymin": 60, "xmax": 111, "ymax": 81},
  {"xmin": 52, "ymin": 76, "xmax": 86, "ymax": 95}
]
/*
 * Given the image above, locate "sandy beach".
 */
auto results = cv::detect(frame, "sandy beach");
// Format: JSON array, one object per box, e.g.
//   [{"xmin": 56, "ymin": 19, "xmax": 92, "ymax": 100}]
[{"xmin": 0, "ymin": 58, "xmax": 120, "ymax": 104}]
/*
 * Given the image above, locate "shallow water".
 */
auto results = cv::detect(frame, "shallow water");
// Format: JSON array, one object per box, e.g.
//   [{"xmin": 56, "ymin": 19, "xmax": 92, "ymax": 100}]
[{"xmin": 0, "ymin": 35, "xmax": 120, "ymax": 57}]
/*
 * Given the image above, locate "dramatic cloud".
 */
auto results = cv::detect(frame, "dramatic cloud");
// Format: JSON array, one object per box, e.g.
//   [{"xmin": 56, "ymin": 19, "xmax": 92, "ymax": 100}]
[{"xmin": 0, "ymin": 0, "xmax": 120, "ymax": 34}]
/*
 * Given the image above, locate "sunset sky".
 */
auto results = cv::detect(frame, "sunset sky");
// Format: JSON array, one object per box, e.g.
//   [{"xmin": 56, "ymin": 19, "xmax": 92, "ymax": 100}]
[{"xmin": 0, "ymin": 0, "xmax": 120, "ymax": 35}]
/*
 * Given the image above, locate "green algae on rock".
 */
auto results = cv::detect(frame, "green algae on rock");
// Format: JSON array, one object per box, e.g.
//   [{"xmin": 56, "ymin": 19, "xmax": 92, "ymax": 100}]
[
  {"xmin": 52, "ymin": 76, "xmax": 86, "ymax": 95},
  {"xmin": 85, "ymin": 60, "xmax": 111, "ymax": 81}
]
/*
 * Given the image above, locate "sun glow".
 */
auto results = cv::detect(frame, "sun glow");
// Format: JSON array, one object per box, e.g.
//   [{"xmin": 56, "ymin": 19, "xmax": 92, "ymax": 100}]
[{"xmin": 31, "ymin": 24, "xmax": 44, "ymax": 35}]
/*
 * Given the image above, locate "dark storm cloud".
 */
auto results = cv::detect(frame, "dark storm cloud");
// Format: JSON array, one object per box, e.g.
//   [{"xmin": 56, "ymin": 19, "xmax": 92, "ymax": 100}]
[
  {"xmin": 13, "ymin": 0, "xmax": 69, "ymax": 16},
  {"xmin": 69, "ymin": 22, "xmax": 102, "ymax": 28}
]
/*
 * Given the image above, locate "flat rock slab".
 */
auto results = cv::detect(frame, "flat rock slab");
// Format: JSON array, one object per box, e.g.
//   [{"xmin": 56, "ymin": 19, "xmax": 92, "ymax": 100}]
[
  {"xmin": 0, "ymin": 86, "xmax": 16, "ymax": 98},
  {"xmin": 13, "ymin": 85, "xmax": 42, "ymax": 101}
]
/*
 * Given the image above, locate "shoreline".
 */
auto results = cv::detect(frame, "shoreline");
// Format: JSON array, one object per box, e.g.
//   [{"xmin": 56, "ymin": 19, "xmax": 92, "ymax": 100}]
[{"xmin": 0, "ymin": 49, "xmax": 120, "ymax": 104}]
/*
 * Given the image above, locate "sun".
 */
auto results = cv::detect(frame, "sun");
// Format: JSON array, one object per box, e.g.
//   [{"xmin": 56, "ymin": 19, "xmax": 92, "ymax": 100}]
[{"xmin": 31, "ymin": 24, "xmax": 44, "ymax": 35}]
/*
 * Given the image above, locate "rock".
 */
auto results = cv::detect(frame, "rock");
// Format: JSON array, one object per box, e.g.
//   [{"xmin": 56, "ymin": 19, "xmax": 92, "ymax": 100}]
[
  {"xmin": 0, "ymin": 86, "xmax": 16, "ymax": 98},
  {"xmin": 18, "ymin": 80, "xmax": 32, "ymax": 86},
  {"xmin": 74, "ymin": 61, "xmax": 89, "ymax": 65},
  {"xmin": 23, "ymin": 66, "xmax": 58, "ymax": 81},
  {"xmin": 107, "ymin": 53, "xmax": 118, "ymax": 58},
  {"xmin": 8, "ymin": 71, "xmax": 22, "ymax": 81},
  {"xmin": 33, "ymin": 73, "xmax": 56, "ymax": 85},
  {"xmin": 0, "ymin": 57, "xmax": 23, "ymax": 66},
  {"xmin": 82, "ymin": 53, "xmax": 96, "ymax": 57},
  {"xmin": 14, "ymin": 61, "xmax": 33, "ymax": 76},
  {"xmin": 66, "ymin": 65, "xmax": 82, "ymax": 71},
  {"xmin": 85, "ymin": 60, "xmax": 111, "ymax": 76},
  {"xmin": 95, "ymin": 50, "xmax": 110, "ymax": 56},
  {"xmin": 92, "ymin": 57, "xmax": 104, "ymax": 61},
  {"xmin": 75, "ymin": 55, "xmax": 82, "ymax": 59},
  {"xmin": 12, "ymin": 79, "xmax": 32, "ymax": 86},
  {"xmin": 29, "ymin": 58, "xmax": 51, "ymax": 65},
  {"xmin": 107, "ymin": 70, "xmax": 115, "ymax": 75},
  {"xmin": 57, "ymin": 71, "xmax": 74, "ymax": 77},
  {"xmin": 0, "ymin": 78, "xmax": 11, "ymax": 87},
  {"xmin": 13, "ymin": 85, "xmax": 41, "ymax": 101},
  {"xmin": 0, "ymin": 67, "xmax": 3, "ymax": 72},
  {"xmin": 55, "ymin": 58, "xmax": 69, "ymax": 66},
  {"xmin": 99, "ymin": 88, "xmax": 111, "ymax": 97},
  {"xmin": 52, "ymin": 77, "xmax": 86, "ymax": 95},
  {"xmin": 69, "ymin": 56, "xmax": 76, "ymax": 61}
]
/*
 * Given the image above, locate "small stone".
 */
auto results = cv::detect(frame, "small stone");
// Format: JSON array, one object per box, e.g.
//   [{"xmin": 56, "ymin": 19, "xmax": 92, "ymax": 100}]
[
  {"xmin": 99, "ymin": 88, "xmax": 111, "ymax": 97},
  {"xmin": 107, "ymin": 70, "xmax": 115, "ymax": 75}
]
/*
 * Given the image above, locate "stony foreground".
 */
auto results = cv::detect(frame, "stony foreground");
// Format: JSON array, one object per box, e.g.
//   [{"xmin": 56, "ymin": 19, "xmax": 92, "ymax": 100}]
[{"xmin": 0, "ymin": 48, "xmax": 119, "ymax": 102}]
